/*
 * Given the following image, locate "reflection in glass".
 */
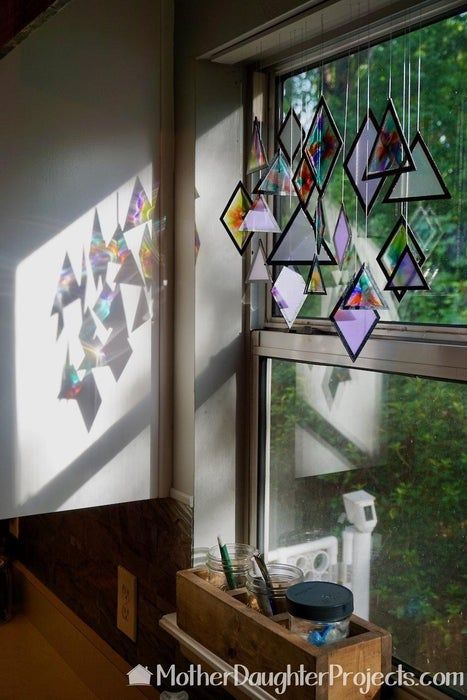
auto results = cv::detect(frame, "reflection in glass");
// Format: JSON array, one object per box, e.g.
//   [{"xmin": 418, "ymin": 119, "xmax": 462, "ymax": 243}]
[{"xmin": 265, "ymin": 358, "xmax": 466, "ymax": 685}]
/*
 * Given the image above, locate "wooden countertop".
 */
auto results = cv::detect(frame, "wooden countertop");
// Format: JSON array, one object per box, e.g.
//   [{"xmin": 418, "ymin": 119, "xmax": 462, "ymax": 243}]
[{"xmin": 0, "ymin": 613, "xmax": 99, "ymax": 700}]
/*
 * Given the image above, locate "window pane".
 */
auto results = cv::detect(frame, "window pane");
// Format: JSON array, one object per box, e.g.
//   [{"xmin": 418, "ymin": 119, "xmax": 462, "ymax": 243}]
[
  {"xmin": 264, "ymin": 358, "xmax": 466, "ymax": 687},
  {"xmin": 276, "ymin": 12, "xmax": 466, "ymax": 325}
]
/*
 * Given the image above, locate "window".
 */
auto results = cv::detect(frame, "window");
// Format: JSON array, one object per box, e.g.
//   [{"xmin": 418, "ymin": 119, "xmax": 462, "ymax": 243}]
[
  {"xmin": 268, "ymin": 11, "xmax": 466, "ymax": 327},
  {"xmin": 250, "ymin": 7, "xmax": 466, "ymax": 697},
  {"xmin": 261, "ymin": 356, "xmax": 465, "ymax": 684}
]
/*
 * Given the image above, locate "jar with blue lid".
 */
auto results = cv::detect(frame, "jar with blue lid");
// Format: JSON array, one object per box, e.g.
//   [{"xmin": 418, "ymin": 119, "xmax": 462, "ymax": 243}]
[{"xmin": 286, "ymin": 581, "xmax": 353, "ymax": 647}]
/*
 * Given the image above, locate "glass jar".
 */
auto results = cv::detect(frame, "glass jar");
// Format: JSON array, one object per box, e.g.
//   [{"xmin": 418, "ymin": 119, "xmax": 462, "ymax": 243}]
[
  {"xmin": 206, "ymin": 543, "xmax": 255, "ymax": 590},
  {"xmin": 286, "ymin": 581, "xmax": 353, "ymax": 647},
  {"xmin": 246, "ymin": 563, "xmax": 303, "ymax": 617}
]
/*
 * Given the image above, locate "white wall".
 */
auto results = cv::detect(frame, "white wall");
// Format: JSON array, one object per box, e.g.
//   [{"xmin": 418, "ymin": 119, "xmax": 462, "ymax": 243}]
[
  {"xmin": 0, "ymin": 0, "xmax": 164, "ymax": 518},
  {"xmin": 173, "ymin": 0, "xmax": 312, "ymax": 549}
]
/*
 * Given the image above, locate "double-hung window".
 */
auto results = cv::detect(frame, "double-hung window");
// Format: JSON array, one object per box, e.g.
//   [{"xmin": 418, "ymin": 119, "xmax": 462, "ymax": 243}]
[{"xmin": 249, "ymin": 5, "xmax": 466, "ymax": 696}]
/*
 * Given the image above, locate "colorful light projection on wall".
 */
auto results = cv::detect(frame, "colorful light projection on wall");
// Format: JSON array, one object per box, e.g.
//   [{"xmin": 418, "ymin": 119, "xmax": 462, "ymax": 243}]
[
  {"xmin": 50, "ymin": 177, "xmax": 157, "ymax": 431},
  {"xmin": 15, "ymin": 166, "xmax": 161, "ymax": 516}
]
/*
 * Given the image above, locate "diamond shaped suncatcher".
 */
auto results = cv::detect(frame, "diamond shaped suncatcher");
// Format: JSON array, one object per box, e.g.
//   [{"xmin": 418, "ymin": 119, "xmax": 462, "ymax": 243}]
[
  {"xmin": 343, "ymin": 110, "xmax": 385, "ymax": 213},
  {"xmin": 292, "ymin": 155, "xmax": 315, "ymax": 206},
  {"xmin": 331, "ymin": 296, "xmax": 380, "ymax": 362},
  {"xmin": 314, "ymin": 197, "xmax": 326, "ymax": 252},
  {"xmin": 220, "ymin": 181, "xmax": 253, "ymax": 254},
  {"xmin": 277, "ymin": 108, "xmax": 305, "ymax": 163},
  {"xmin": 376, "ymin": 216, "xmax": 426, "ymax": 301},
  {"xmin": 271, "ymin": 266, "xmax": 307, "ymax": 329},
  {"xmin": 332, "ymin": 204, "xmax": 352, "ymax": 269},
  {"xmin": 305, "ymin": 96, "xmax": 342, "ymax": 195}
]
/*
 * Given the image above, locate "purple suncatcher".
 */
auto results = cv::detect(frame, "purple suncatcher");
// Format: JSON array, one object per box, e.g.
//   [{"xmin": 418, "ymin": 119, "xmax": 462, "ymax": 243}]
[
  {"xmin": 332, "ymin": 204, "xmax": 352, "ymax": 269},
  {"xmin": 331, "ymin": 294, "xmax": 380, "ymax": 362}
]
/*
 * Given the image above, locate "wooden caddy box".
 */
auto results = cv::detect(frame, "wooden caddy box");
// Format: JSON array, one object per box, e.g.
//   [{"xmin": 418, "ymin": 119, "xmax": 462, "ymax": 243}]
[{"xmin": 177, "ymin": 568, "xmax": 392, "ymax": 700}]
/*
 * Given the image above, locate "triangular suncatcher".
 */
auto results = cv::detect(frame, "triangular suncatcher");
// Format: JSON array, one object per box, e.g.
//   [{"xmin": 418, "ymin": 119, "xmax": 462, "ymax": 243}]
[
  {"xmin": 246, "ymin": 241, "xmax": 271, "ymax": 283},
  {"xmin": 267, "ymin": 204, "xmax": 336, "ymax": 266},
  {"xmin": 304, "ymin": 256, "xmax": 326, "ymax": 294},
  {"xmin": 254, "ymin": 151, "xmax": 296, "ymax": 196},
  {"xmin": 240, "ymin": 195, "xmax": 281, "ymax": 233},
  {"xmin": 384, "ymin": 131, "xmax": 451, "ymax": 202},
  {"xmin": 342, "ymin": 263, "xmax": 388, "ymax": 310},
  {"xmin": 384, "ymin": 246, "xmax": 430, "ymax": 291},
  {"xmin": 364, "ymin": 98, "xmax": 415, "ymax": 180},
  {"xmin": 247, "ymin": 117, "xmax": 268, "ymax": 174}
]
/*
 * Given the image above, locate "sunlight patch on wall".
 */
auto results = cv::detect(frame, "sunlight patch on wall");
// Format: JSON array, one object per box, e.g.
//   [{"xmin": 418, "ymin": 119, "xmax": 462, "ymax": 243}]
[{"xmin": 14, "ymin": 165, "xmax": 157, "ymax": 515}]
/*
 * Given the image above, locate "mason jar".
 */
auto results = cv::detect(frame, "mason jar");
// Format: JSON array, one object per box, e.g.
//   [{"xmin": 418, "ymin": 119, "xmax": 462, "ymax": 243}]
[
  {"xmin": 206, "ymin": 543, "xmax": 255, "ymax": 590},
  {"xmin": 286, "ymin": 581, "xmax": 353, "ymax": 646},
  {"xmin": 246, "ymin": 563, "xmax": 303, "ymax": 617}
]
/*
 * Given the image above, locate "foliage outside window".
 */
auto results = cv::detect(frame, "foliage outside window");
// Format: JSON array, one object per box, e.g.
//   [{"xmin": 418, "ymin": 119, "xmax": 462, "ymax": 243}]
[{"xmin": 275, "ymin": 12, "xmax": 466, "ymax": 325}]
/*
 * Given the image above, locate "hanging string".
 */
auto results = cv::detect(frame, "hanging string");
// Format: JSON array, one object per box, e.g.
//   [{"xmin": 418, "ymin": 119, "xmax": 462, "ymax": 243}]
[
  {"xmin": 416, "ymin": 20, "xmax": 422, "ymax": 132},
  {"xmin": 402, "ymin": 30, "xmax": 407, "ymax": 137},
  {"xmin": 320, "ymin": 13, "xmax": 324, "ymax": 95},
  {"xmin": 354, "ymin": 48, "xmax": 360, "ymax": 274},
  {"xmin": 302, "ymin": 20, "xmax": 306, "ymax": 141},
  {"xmin": 401, "ymin": 30, "xmax": 407, "ymax": 226},
  {"xmin": 364, "ymin": 2, "xmax": 371, "ymax": 243},
  {"xmin": 405, "ymin": 29, "xmax": 412, "ymax": 212},
  {"xmin": 407, "ymin": 30, "xmax": 412, "ymax": 143},
  {"xmin": 341, "ymin": 54, "xmax": 350, "ymax": 203},
  {"xmin": 388, "ymin": 31, "xmax": 393, "ymax": 98},
  {"xmin": 414, "ymin": 7, "xmax": 424, "ymax": 142}
]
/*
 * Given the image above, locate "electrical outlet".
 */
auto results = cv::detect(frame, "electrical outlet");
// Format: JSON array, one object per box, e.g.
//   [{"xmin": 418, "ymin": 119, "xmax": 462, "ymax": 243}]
[
  {"xmin": 9, "ymin": 518, "xmax": 19, "ymax": 539},
  {"xmin": 117, "ymin": 566, "xmax": 137, "ymax": 641}
]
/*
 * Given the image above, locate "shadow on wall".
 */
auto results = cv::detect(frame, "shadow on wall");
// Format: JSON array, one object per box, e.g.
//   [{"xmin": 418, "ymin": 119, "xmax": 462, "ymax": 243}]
[
  {"xmin": 5, "ymin": 169, "xmax": 159, "ymax": 519},
  {"xmin": 0, "ymin": 0, "xmax": 162, "ymax": 518}
]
